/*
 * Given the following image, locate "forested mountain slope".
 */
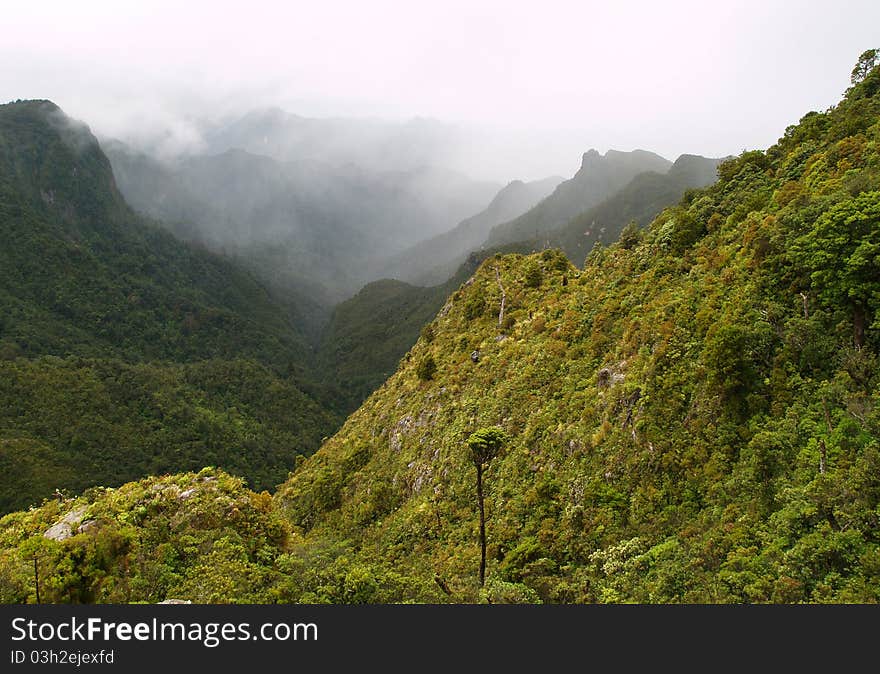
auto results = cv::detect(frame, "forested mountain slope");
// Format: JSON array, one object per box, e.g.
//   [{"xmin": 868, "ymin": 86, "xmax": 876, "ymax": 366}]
[
  {"xmin": 0, "ymin": 101, "xmax": 311, "ymax": 364},
  {"xmin": 316, "ymin": 244, "xmax": 535, "ymax": 414},
  {"xmin": 274, "ymin": 62, "xmax": 880, "ymax": 603},
  {"xmin": 0, "ymin": 101, "xmax": 337, "ymax": 510}
]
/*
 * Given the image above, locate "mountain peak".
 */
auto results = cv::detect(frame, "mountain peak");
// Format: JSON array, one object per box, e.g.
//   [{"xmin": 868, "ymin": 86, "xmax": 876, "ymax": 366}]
[{"xmin": 581, "ymin": 148, "xmax": 602, "ymax": 166}]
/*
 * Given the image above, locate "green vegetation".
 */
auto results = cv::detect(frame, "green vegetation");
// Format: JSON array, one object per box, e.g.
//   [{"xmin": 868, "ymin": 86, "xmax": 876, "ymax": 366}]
[
  {"xmin": 316, "ymin": 244, "xmax": 536, "ymax": 414},
  {"xmin": 0, "ymin": 469, "xmax": 290, "ymax": 603},
  {"xmin": 316, "ymin": 279, "xmax": 455, "ymax": 412},
  {"xmin": 416, "ymin": 354, "xmax": 437, "ymax": 381},
  {"xmin": 2, "ymin": 56, "xmax": 880, "ymax": 604},
  {"xmin": 0, "ymin": 100, "xmax": 338, "ymax": 511},
  {"xmin": 0, "ymin": 358, "xmax": 333, "ymax": 511},
  {"xmin": 273, "ymin": 59, "xmax": 880, "ymax": 603}
]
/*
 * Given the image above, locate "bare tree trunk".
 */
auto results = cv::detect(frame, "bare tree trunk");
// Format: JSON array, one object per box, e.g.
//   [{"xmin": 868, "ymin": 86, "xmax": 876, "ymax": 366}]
[
  {"xmin": 495, "ymin": 267, "xmax": 506, "ymax": 328},
  {"xmin": 33, "ymin": 556, "xmax": 41, "ymax": 604},
  {"xmin": 819, "ymin": 396, "xmax": 832, "ymax": 474},
  {"xmin": 477, "ymin": 463, "xmax": 486, "ymax": 586}
]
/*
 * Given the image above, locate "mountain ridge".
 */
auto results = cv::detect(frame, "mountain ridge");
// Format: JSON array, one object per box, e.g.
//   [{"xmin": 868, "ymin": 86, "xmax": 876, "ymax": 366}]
[
  {"xmin": 375, "ymin": 176, "xmax": 564, "ymax": 286},
  {"xmin": 486, "ymin": 148, "xmax": 672, "ymax": 247}
]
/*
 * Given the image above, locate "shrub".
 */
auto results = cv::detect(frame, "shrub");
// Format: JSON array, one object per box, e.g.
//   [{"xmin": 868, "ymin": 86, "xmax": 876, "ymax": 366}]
[{"xmin": 416, "ymin": 355, "xmax": 437, "ymax": 381}]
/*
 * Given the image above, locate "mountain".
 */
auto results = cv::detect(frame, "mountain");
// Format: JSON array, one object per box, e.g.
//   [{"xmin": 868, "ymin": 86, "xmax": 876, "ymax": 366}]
[
  {"xmin": 2, "ymin": 59, "xmax": 879, "ymax": 604},
  {"xmin": 317, "ymin": 279, "xmax": 455, "ymax": 414},
  {"xmin": 547, "ymin": 154, "xmax": 724, "ymax": 264},
  {"xmin": 485, "ymin": 149, "xmax": 672, "ymax": 247},
  {"xmin": 318, "ymin": 239, "xmax": 548, "ymax": 416},
  {"xmin": 271, "ymin": 63, "xmax": 880, "ymax": 603},
  {"xmin": 105, "ymin": 142, "xmax": 499, "ymax": 300},
  {"xmin": 0, "ymin": 100, "xmax": 337, "ymax": 510},
  {"xmin": 375, "ymin": 176, "xmax": 564, "ymax": 287},
  {"xmin": 0, "ymin": 101, "xmax": 314, "ymax": 364},
  {"xmin": 203, "ymin": 107, "xmax": 464, "ymax": 175},
  {"xmin": 316, "ymin": 247, "xmax": 528, "ymax": 415}
]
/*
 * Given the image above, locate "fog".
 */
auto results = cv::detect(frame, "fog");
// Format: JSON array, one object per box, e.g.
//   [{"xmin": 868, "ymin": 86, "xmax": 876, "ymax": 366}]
[{"xmin": 3, "ymin": 1, "xmax": 878, "ymax": 182}]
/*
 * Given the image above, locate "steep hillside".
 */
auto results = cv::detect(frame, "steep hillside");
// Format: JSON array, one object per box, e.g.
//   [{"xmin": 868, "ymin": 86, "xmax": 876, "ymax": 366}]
[
  {"xmin": 486, "ymin": 149, "xmax": 671, "ymax": 247},
  {"xmin": 377, "ymin": 176, "xmax": 563, "ymax": 286},
  {"xmin": 318, "ymin": 279, "xmax": 453, "ymax": 413},
  {"xmin": 548, "ymin": 154, "xmax": 723, "ymax": 264},
  {"xmin": 317, "ymin": 258, "xmax": 476, "ymax": 414},
  {"xmin": 274, "ymin": 64, "xmax": 880, "ymax": 603},
  {"xmin": 0, "ymin": 100, "xmax": 337, "ymax": 510},
  {"xmin": 317, "ymin": 243, "xmax": 540, "ymax": 415}
]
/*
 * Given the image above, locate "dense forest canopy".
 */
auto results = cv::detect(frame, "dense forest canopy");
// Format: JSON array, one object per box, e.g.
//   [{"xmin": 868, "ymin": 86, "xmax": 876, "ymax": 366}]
[{"xmin": 0, "ymin": 100, "xmax": 339, "ymax": 511}]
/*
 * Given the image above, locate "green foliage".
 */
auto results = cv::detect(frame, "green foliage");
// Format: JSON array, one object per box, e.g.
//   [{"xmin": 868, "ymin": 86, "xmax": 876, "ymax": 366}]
[
  {"xmin": 315, "ymin": 261, "xmax": 479, "ymax": 414},
  {"xmin": 0, "ymin": 470, "xmax": 291, "ymax": 603},
  {"xmin": 619, "ymin": 220, "xmax": 641, "ymax": 249},
  {"xmin": 272, "ymin": 60, "xmax": 880, "ymax": 604},
  {"xmin": 480, "ymin": 578, "xmax": 542, "ymax": 604},
  {"xmin": 852, "ymin": 49, "xmax": 878, "ymax": 85},
  {"xmin": 416, "ymin": 354, "xmax": 437, "ymax": 381},
  {"xmin": 463, "ymin": 293, "xmax": 487, "ymax": 321},
  {"xmin": 0, "ymin": 358, "xmax": 335, "ymax": 512},
  {"xmin": 792, "ymin": 191, "xmax": 880, "ymax": 343},
  {"xmin": 467, "ymin": 427, "xmax": 508, "ymax": 467},
  {"xmin": 523, "ymin": 261, "xmax": 543, "ymax": 288},
  {"xmin": 717, "ymin": 150, "xmax": 770, "ymax": 183}
]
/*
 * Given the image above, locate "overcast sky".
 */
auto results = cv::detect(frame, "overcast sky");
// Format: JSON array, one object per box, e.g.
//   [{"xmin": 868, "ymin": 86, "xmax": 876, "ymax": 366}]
[{"xmin": 2, "ymin": 0, "xmax": 878, "ymax": 180}]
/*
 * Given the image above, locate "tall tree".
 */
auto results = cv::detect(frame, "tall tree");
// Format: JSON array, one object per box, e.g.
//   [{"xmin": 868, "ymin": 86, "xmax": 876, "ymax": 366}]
[
  {"xmin": 466, "ymin": 427, "xmax": 508, "ymax": 587},
  {"xmin": 851, "ymin": 48, "xmax": 879, "ymax": 85}
]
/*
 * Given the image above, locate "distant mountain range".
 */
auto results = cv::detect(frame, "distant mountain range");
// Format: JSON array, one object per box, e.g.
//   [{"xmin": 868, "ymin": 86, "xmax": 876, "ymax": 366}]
[
  {"xmin": 546, "ymin": 153, "xmax": 724, "ymax": 264},
  {"xmin": 105, "ymin": 140, "xmax": 500, "ymax": 302},
  {"xmin": 486, "ymin": 149, "xmax": 672, "ymax": 247},
  {"xmin": 375, "ymin": 176, "xmax": 564, "ymax": 286},
  {"xmin": 202, "ymin": 106, "xmax": 466, "ymax": 175}
]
